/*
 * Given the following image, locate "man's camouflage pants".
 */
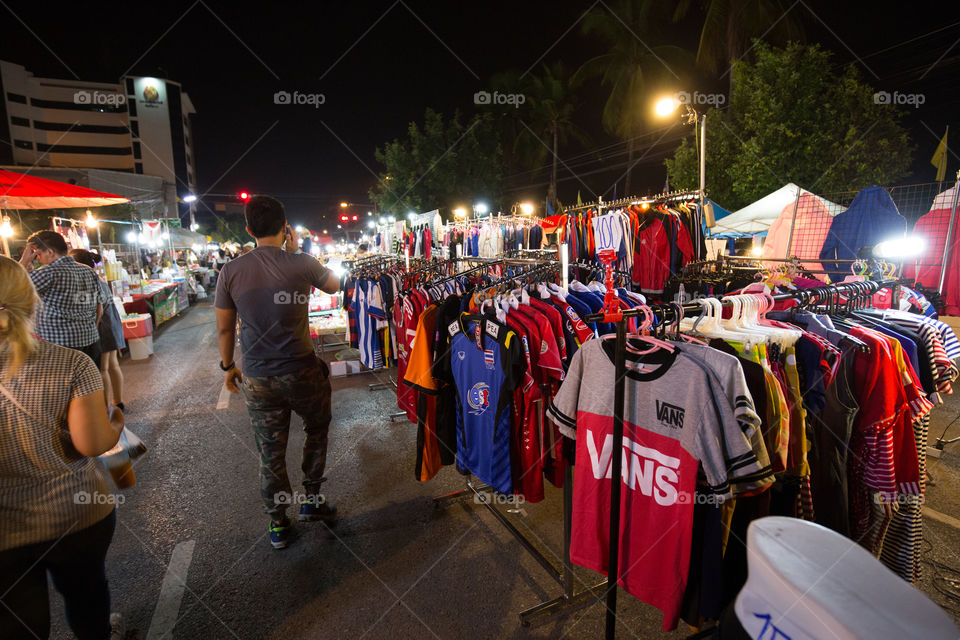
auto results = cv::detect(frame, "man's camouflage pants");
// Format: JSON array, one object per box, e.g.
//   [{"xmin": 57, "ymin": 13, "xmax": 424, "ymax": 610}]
[{"xmin": 241, "ymin": 358, "xmax": 331, "ymax": 520}]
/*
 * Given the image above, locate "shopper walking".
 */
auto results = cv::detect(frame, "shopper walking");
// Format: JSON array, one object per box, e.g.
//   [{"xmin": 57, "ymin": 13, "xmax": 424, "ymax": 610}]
[
  {"xmin": 215, "ymin": 195, "xmax": 341, "ymax": 549},
  {"xmin": 0, "ymin": 255, "xmax": 125, "ymax": 639},
  {"xmin": 70, "ymin": 249, "xmax": 127, "ymax": 412},
  {"xmin": 18, "ymin": 230, "xmax": 107, "ymax": 369}
]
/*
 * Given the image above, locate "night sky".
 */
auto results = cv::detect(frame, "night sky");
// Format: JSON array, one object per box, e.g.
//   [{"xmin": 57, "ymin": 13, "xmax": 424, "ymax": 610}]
[{"xmin": 1, "ymin": 1, "xmax": 958, "ymax": 230}]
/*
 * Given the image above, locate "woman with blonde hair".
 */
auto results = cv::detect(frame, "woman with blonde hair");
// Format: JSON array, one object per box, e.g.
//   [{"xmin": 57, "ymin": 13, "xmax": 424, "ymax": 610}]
[{"xmin": 0, "ymin": 255, "xmax": 125, "ymax": 639}]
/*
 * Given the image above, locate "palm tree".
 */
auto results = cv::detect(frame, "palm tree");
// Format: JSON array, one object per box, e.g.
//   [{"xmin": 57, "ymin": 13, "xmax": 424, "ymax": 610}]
[
  {"xmin": 574, "ymin": 0, "xmax": 691, "ymax": 195},
  {"xmin": 492, "ymin": 64, "xmax": 590, "ymax": 208},
  {"xmin": 673, "ymin": 0, "xmax": 804, "ymax": 90}
]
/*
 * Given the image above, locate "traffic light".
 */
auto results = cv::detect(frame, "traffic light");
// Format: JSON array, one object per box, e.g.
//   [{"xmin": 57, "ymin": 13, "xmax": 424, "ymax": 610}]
[{"xmin": 239, "ymin": 191, "xmax": 250, "ymax": 201}]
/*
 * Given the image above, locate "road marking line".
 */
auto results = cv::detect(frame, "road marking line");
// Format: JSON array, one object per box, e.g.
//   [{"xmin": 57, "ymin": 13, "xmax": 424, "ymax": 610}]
[
  {"xmin": 146, "ymin": 539, "xmax": 196, "ymax": 640},
  {"xmin": 216, "ymin": 383, "xmax": 231, "ymax": 410},
  {"xmin": 924, "ymin": 506, "xmax": 960, "ymax": 530}
]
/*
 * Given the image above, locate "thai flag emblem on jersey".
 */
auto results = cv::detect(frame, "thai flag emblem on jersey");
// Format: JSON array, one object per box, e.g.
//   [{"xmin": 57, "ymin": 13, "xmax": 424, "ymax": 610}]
[
  {"xmin": 468, "ymin": 382, "xmax": 491, "ymax": 415},
  {"xmin": 483, "ymin": 349, "xmax": 495, "ymax": 369}
]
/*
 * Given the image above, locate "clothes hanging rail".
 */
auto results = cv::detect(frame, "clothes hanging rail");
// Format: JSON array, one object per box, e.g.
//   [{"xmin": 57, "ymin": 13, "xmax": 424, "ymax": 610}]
[
  {"xmin": 560, "ymin": 190, "xmax": 701, "ymax": 215},
  {"xmin": 583, "ymin": 277, "xmax": 899, "ymax": 640}
]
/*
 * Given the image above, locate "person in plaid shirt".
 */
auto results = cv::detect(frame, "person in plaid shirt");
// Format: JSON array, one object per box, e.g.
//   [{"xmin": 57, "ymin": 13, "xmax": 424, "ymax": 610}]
[{"xmin": 18, "ymin": 231, "xmax": 107, "ymax": 369}]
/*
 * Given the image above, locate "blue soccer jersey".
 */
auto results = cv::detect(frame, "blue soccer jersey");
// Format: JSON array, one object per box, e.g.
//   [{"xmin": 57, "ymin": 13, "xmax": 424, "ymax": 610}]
[{"xmin": 448, "ymin": 314, "xmax": 525, "ymax": 494}]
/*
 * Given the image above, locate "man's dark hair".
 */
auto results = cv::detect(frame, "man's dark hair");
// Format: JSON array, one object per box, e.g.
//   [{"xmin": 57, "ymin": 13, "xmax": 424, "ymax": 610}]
[
  {"xmin": 26, "ymin": 230, "xmax": 68, "ymax": 255},
  {"xmin": 68, "ymin": 248, "xmax": 102, "ymax": 269},
  {"xmin": 244, "ymin": 195, "xmax": 286, "ymax": 238}
]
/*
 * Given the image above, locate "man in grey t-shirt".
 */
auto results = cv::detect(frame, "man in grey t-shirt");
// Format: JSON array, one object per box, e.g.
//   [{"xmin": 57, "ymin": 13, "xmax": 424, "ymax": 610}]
[{"xmin": 215, "ymin": 195, "xmax": 340, "ymax": 549}]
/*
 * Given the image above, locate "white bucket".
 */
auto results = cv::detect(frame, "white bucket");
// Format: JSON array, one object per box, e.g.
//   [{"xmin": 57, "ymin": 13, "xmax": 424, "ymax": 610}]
[{"xmin": 128, "ymin": 336, "xmax": 153, "ymax": 360}]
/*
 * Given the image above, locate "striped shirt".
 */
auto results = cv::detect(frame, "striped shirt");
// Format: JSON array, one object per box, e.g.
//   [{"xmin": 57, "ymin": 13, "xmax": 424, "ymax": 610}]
[
  {"xmin": 29, "ymin": 255, "xmax": 107, "ymax": 348},
  {"xmin": 880, "ymin": 312, "xmax": 958, "ymax": 396},
  {"xmin": 0, "ymin": 340, "xmax": 112, "ymax": 551}
]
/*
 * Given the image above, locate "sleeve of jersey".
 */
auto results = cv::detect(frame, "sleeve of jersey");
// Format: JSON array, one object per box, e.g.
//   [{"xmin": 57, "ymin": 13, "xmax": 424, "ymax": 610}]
[
  {"xmin": 546, "ymin": 348, "xmax": 584, "ymax": 439},
  {"xmin": 366, "ymin": 284, "xmax": 387, "ymax": 320},
  {"xmin": 535, "ymin": 321, "xmax": 565, "ymax": 381},
  {"xmin": 503, "ymin": 330, "xmax": 526, "ymax": 393},
  {"xmin": 403, "ymin": 312, "xmax": 440, "ymax": 394}
]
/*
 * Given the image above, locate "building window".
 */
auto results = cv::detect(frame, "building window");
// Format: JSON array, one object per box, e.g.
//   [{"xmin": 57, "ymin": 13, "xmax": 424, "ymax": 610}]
[
  {"xmin": 14, "ymin": 139, "xmax": 33, "ymax": 149},
  {"xmin": 132, "ymin": 141, "xmax": 141, "ymax": 159},
  {"xmin": 127, "ymin": 101, "xmax": 137, "ymax": 118},
  {"xmin": 6, "ymin": 92, "xmax": 27, "ymax": 104},
  {"xmin": 135, "ymin": 162, "xmax": 143, "ymax": 174},
  {"xmin": 129, "ymin": 120, "xmax": 139, "ymax": 137},
  {"xmin": 125, "ymin": 78, "xmax": 135, "ymax": 95},
  {"xmin": 29, "ymin": 97, "xmax": 126, "ymax": 113},
  {"xmin": 35, "ymin": 142, "xmax": 132, "ymax": 155},
  {"xmin": 10, "ymin": 116, "xmax": 30, "ymax": 127},
  {"xmin": 33, "ymin": 121, "xmax": 129, "ymax": 134}
]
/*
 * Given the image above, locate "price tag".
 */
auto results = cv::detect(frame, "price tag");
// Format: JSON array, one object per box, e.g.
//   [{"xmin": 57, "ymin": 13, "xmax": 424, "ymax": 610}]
[{"xmin": 592, "ymin": 213, "xmax": 622, "ymax": 253}]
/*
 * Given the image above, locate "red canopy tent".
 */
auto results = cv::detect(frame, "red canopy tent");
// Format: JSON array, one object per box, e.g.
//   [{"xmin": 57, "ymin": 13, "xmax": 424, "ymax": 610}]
[
  {"xmin": 0, "ymin": 169, "xmax": 129, "ymax": 209},
  {"xmin": 0, "ymin": 169, "xmax": 130, "ymax": 256},
  {"xmin": 904, "ymin": 185, "xmax": 960, "ymax": 314}
]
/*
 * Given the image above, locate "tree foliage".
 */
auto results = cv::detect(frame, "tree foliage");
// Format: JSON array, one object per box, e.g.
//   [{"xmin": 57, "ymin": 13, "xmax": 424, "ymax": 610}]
[
  {"xmin": 491, "ymin": 63, "xmax": 591, "ymax": 204},
  {"xmin": 369, "ymin": 109, "xmax": 503, "ymax": 216},
  {"xmin": 664, "ymin": 42, "xmax": 914, "ymax": 209}
]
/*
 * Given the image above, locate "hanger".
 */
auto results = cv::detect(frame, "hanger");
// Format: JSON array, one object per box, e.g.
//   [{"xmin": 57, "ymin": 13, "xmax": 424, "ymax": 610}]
[{"xmin": 667, "ymin": 302, "xmax": 707, "ymax": 345}]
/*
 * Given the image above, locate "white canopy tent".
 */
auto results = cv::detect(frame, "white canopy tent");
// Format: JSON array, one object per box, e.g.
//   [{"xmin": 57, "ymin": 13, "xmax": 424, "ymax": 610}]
[{"xmin": 710, "ymin": 183, "xmax": 844, "ymax": 236}]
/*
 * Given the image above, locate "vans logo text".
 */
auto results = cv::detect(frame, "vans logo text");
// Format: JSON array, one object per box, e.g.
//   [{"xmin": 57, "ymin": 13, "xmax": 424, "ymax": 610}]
[{"xmin": 656, "ymin": 400, "xmax": 685, "ymax": 429}]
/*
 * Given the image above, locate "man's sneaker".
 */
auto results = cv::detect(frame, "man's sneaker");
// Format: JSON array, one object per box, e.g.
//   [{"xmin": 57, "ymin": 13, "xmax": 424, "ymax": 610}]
[
  {"xmin": 109, "ymin": 612, "xmax": 125, "ymax": 640},
  {"xmin": 269, "ymin": 519, "xmax": 291, "ymax": 549},
  {"xmin": 298, "ymin": 498, "xmax": 337, "ymax": 522}
]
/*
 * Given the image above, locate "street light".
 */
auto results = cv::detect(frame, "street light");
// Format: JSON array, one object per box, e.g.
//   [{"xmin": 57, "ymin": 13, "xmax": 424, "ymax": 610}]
[
  {"xmin": 474, "ymin": 202, "xmax": 488, "ymax": 215},
  {"xmin": 519, "ymin": 202, "xmax": 534, "ymax": 215},
  {"xmin": 453, "ymin": 207, "xmax": 468, "ymax": 219},
  {"xmin": 340, "ymin": 202, "xmax": 349, "ymax": 208},
  {"xmin": 182, "ymin": 194, "xmax": 197, "ymax": 203},
  {"xmin": 655, "ymin": 93, "xmax": 706, "ymax": 218},
  {"xmin": 654, "ymin": 96, "xmax": 680, "ymax": 118}
]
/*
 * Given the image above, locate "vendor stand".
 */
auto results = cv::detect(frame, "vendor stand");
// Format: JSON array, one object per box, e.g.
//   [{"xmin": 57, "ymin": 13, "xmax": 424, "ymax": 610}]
[{"xmin": 122, "ymin": 279, "xmax": 189, "ymax": 327}]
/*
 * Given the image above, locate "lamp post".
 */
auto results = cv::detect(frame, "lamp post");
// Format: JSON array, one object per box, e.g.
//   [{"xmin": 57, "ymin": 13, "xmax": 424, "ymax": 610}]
[{"xmin": 655, "ymin": 96, "xmax": 706, "ymax": 214}]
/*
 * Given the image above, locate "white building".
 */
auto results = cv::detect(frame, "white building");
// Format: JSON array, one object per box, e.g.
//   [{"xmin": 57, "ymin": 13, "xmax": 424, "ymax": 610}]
[{"xmin": 0, "ymin": 60, "xmax": 197, "ymax": 221}]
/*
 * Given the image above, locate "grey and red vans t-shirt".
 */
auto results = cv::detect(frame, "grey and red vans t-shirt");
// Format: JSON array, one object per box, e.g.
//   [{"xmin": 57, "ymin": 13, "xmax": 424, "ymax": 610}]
[{"xmin": 547, "ymin": 339, "xmax": 766, "ymax": 631}]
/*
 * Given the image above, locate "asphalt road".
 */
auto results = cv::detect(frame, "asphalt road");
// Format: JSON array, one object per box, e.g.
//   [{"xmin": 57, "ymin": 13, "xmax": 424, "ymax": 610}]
[{"xmin": 44, "ymin": 301, "xmax": 960, "ymax": 639}]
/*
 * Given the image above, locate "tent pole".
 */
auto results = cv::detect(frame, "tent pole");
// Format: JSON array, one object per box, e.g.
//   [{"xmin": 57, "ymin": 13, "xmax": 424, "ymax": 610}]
[
  {"xmin": 937, "ymin": 171, "xmax": 960, "ymax": 295},
  {"xmin": 784, "ymin": 187, "xmax": 802, "ymax": 261}
]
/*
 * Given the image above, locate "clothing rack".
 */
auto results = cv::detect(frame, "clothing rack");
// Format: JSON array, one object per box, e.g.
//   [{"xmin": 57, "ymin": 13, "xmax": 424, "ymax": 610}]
[
  {"xmin": 472, "ymin": 261, "xmax": 560, "ymax": 298},
  {"xmin": 560, "ymin": 190, "xmax": 701, "ymax": 215},
  {"xmin": 583, "ymin": 277, "xmax": 899, "ymax": 640}
]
